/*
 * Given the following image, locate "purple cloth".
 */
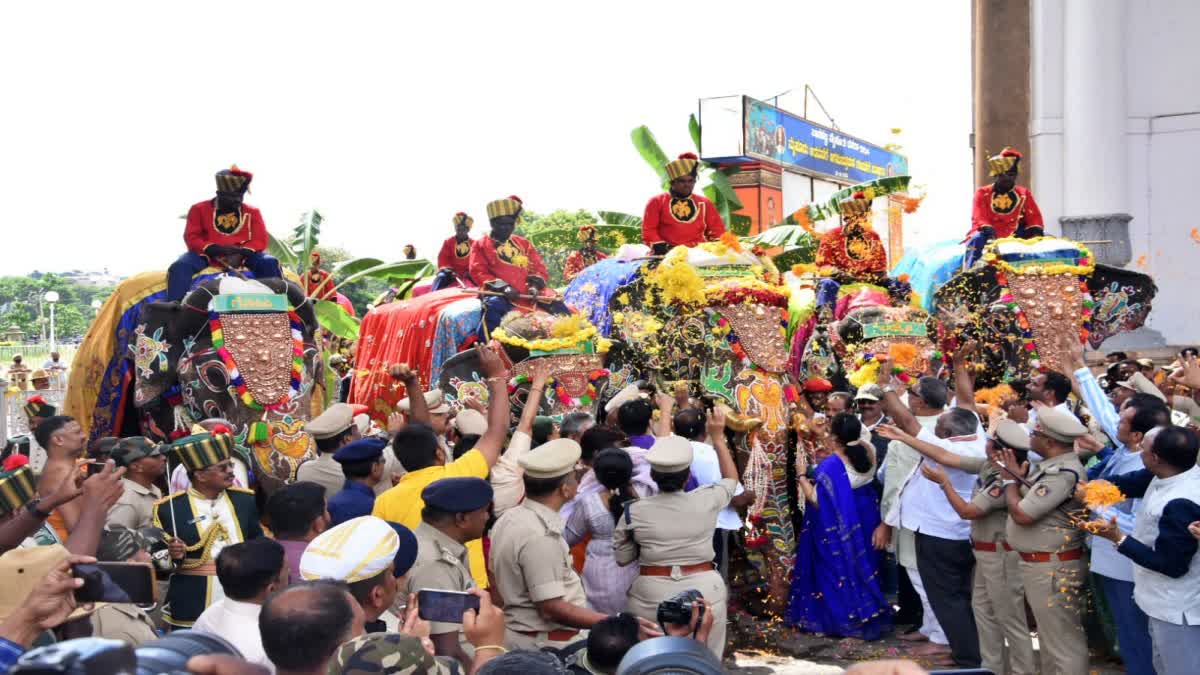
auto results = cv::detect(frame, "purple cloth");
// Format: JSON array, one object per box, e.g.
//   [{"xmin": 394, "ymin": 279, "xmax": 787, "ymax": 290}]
[
  {"xmin": 278, "ymin": 539, "xmax": 309, "ymax": 585},
  {"xmin": 786, "ymin": 455, "xmax": 892, "ymax": 640}
]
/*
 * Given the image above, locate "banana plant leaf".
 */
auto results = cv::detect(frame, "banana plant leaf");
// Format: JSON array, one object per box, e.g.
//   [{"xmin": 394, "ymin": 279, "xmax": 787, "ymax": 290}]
[
  {"xmin": 707, "ymin": 169, "xmax": 744, "ymax": 211},
  {"xmin": 742, "ymin": 225, "xmax": 816, "ymax": 249},
  {"xmin": 598, "ymin": 211, "xmax": 643, "ymax": 228},
  {"xmin": 688, "ymin": 113, "xmax": 701, "ymax": 151},
  {"xmin": 291, "ymin": 210, "xmax": 324, "ymax": 266},
  {"xmin": 337, "ymin": 260, "xmax": 434, "ymax": 288},
  {"xmin": 631, "ymin": 126, "xmax": 670, "ymax": 187},
  {"xmin": 314, "ymin": 299, "xmax": 360, "ymax": 340},
  {"xmin": 331, "ymin": 257, "xmax": 386, "ymax": 278},
  {"xmin": 267, "ymin": 230, "xmax": 300, "ymax": 270}
]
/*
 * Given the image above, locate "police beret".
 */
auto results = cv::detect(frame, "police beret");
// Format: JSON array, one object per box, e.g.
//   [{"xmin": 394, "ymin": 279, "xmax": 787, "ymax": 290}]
[
  {"xmin": 646, "ymin": 435, "xmax": 694, "ymax": 472},
  {"xmin": 990, "ymin": 418, "xmax": 1031, "ymax": 451},
  {"xmin": 387, "ymin": 522, "xmax": 419, "ymax": 578},
  {"xmin": 305, "ymin": 403, "xmax": 356, "ymax": 440},
  {"xmin": 519, "ymin": 438, "xmax": 582, "ymax": 479},
  {"xmin": 333, "ymin": 437, "xmax": 388, "ymax": 464},
  {"xmin": 422, "ymin": 477, "xmax": 493, "ymax": 513},
  {"xmin": 1036, "ymin": 407, "xmax": 1088, "ymax": 443}
]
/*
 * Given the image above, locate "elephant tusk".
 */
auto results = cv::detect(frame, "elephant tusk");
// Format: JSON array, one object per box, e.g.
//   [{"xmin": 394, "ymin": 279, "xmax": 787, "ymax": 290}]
[{"xmin": 718, "ymin": 404, "xmax": 763, "ymax": 433}]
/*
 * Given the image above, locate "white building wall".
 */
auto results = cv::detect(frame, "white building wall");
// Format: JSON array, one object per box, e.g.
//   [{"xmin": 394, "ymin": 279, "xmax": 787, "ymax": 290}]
[{"xmin": 1030, "ymin": 0, "xmax": 1200, "ymax": 347}]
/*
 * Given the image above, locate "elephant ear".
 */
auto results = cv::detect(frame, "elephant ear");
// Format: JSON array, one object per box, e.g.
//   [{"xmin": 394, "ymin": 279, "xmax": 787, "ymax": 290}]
[{"xmin": 1085, "ymin": 264, "xmax": 1158, "ymax": 349}]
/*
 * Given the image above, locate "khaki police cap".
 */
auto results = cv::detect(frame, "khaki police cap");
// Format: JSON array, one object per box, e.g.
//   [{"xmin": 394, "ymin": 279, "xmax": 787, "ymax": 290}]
[
  {"xmin": 519, "ymin": 438, "xmax": 582, "ymax": 479},
  {"xmin": 604, "ymin": 384, "xmax": 644, "ymax": 414},
  {"xmin": 1036, "ymin": 406, "xmax": 1088, "ymax": 443},
  {"xmin": 454, "ymin": 409, "xmax": 488, "ymax": 436},
  {"xmin": 398, "ymin": 389, "xmax": 450, "ymax": 415},
  {"xmin": 1118, "ymin": 371, "xmax": 1166, "ymax": 402},
  {"xmin": 646, "ymin": 435, "xmax": 694, "ymax": 473},
  {"xmin": 305, "ymin": 403, "xmax": 356, "ymax": 440},
  {"xmin": 990, "ymin": 418, "xmax": 1031, "ymax": 451}
]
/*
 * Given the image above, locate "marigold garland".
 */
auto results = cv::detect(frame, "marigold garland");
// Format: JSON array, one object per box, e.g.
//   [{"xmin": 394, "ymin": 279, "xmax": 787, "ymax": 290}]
[
  {"xmin": 492, "ymin": 320, "xmax": 598, "ymax": 353},
  {"xmin": 647, "ymin": 247, "xmax": 706, "ymax": 305},
  {"xmin": 981, "ymin": 236, "xmax": 1095, "ymax": 277},
  {"xmin": 1082, "ymin": 480, "xmax": 1126, "ymax": 510}
]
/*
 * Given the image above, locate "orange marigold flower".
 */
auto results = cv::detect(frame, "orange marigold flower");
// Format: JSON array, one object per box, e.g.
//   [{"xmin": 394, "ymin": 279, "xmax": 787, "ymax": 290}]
[
  {"xmin": 1082, "ymin": 480, "xmax": 1126, "ymax": 510},
  {"xmin": 719, "ymin": 231, "xmax": 743, "ymax": 252}
]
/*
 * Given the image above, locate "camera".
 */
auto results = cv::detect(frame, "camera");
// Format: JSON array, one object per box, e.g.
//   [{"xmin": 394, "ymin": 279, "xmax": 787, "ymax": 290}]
[
  {"xmin": 11, "ymin": 631, "xmax": 240, "ymax": 675},
  {"xmin": 656, "ymin": 589, "xmax": 704, "ymax": 630}
]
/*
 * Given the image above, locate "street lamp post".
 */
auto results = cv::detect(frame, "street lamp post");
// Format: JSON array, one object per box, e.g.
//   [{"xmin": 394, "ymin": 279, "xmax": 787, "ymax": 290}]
[
  {"xmin": 91, "ymin": 299, "xmax": 102, "ymax": 316},
  {"xmin": 44, "ymin": 291, "xmax": 59, "ymax": 351}
]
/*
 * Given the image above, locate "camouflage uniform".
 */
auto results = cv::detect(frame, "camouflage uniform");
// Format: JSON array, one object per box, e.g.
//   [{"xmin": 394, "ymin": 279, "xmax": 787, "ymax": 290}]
[{"xmin": 328, "ymin": 632, "xmax": 462, "ymax": 675}]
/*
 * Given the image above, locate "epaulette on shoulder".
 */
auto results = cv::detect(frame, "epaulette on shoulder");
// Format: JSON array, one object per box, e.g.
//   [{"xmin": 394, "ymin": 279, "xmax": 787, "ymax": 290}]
[
  {"xmin": 227, "ymin": 486, "xmax": 255, "ymax": 495},
  {"xmin": 154, "ymin": 490, "xmax": 188, "ymax": 508}
]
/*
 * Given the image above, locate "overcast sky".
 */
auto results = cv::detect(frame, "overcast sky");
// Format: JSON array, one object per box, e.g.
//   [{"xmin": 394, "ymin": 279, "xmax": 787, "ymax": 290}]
[{"xmin": 0, "ymin": 1, "xmax": 971, "ymax": 277}]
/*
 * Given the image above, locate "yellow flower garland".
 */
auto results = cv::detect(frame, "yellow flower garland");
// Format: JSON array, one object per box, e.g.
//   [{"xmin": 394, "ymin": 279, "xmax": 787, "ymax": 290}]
[
  {"xmin": 981, "ymin": 236, "xmax": 1095, "ymax": 276},
  {"xmin": 492, "ymin": 323, "xmax": 597, "ymax": 352}
]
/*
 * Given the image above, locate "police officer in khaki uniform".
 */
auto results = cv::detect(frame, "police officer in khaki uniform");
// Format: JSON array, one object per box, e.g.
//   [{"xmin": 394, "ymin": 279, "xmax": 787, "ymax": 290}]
[
  {"xmin": 613, "ymin": 408, "xmax": 738, "ymax": 659},
  {"xmin": 107, "ymin": 437, "xmax": 167, "ymax": 530},
  {"xmin": 408, "ymin": 477, "xmax": 492, "ymax": 668},
  {"xmin": 913, "ymin": 418, "xmax": 1037, "ymax": 675},
  {"xmin": 91, "ymin": 526, "xmax": 160, "ymax": 645},
  {"xmin": 998, "ymin": 406, "xmax": 1089, "ymax": 675},
  {"xmin": 297, "ymin": 403, "xmax": 360, "ymax": 499},
  {"xmin": 488, "ymin": 438, "xmax": 603, "ymax": 651}
]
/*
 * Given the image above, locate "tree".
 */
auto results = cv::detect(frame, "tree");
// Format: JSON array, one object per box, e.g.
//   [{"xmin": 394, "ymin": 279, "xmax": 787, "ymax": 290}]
[
  {"xmin": 0, "ymin": 275, "xmax": 113, "ymax": 342},
  {"xmin": 514, "ymin": 209, "xmax": 640, "ymax": 286},
  {"xmin": 267, "ymin": 210, "xmax": 433, "ymax": 336}
]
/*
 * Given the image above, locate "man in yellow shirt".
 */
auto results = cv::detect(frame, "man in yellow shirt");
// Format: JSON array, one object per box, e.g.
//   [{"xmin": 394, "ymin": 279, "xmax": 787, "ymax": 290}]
[{"xmin": 373, "ymin": 344, "xmax": 510, "ymax": 587}]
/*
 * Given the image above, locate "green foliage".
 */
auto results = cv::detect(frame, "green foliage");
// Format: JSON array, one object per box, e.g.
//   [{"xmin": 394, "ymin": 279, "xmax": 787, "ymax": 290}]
[
  {"xmin": 0, "ymin": 275, "xmax": 113, "ymax": 341},
  {"xmin": 313, "ymin": 299, "xmax": 360, "ymax": 340},
  {"xmin": 515, "ymin": 209, "xmax": 619, "ymax": 287},
  {"xmin": 629, "ymin": 117, "xmax": 745, "ymax": 231}
]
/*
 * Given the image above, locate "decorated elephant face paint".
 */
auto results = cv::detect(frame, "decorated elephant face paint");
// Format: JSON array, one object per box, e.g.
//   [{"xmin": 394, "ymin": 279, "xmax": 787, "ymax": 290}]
[{"xmin": 131, "ymin": 277, "xmax": 321, "ymax": 489}]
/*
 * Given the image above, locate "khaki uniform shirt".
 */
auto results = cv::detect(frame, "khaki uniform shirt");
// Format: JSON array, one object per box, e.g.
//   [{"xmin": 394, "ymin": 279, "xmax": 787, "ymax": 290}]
[
  {"xmin": 107, "ymin": 479, "xmax": 163, "ymax": 530},
  {"xmin": 91, "ymin": 603, "xmax": 158, "ymax": 646},
  {"xmin": 963, "ymin": 457, "xmax": 1010, "ymax": 543},
  {"xmin": 488, "ymin": 499, "xmax": 586, "ymax": 633},
  {"xmin": 1005, "ymin": 452, "xmax": 1086, "ymax": 553},
  {"xmin": 296, "ymin": 453, "xmax": 345, "ymax": 500},
  {"xmin": 408, "ymin": 522, "xmax": 476, "ymax": 635},
  {"xmin": 613, "ymin": 479, "xmax": 737, "ymax": 567}
]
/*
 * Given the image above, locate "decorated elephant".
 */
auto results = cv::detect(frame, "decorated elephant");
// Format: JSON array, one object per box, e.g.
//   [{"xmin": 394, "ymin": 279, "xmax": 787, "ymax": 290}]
[
  {"xmin": 565, "ymin": 244, "xmax": 799, "ymax": 613},
  {"xmin": 930, "ymin": 236, "xmax": 1157, "ymax": 386},
  {"xmin": 793, "ymin": 281, "xmax": 939, "ymax": 390},
  {"xmin": 351, "ymin": 288, "xmax": 609, "ymax": 424},
  {"xmin": 67, "ymin": 271, "xmax": 322, "ymax": 491}
]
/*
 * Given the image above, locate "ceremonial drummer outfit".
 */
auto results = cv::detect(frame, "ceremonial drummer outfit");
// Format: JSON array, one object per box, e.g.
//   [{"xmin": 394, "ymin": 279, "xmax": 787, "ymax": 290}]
[
  {"xmin": 613, "ymin": 436, "xmax": 733, "ymax": 659},
  {"xmin": 1004, "ymin": 409, "xmax": 1089, "ymax": 675},
  {"xmin": 641, "ymin": 153, "xmax": 726, "ymax": 249},
  {"xmin": 959, "ymin": 421, "xmax": 1035, "ymax": 675},
  {"xmin": 434, "ymin": 213, "xmax": 476, "ymax": 290},
  {"xmin": 489, "ymin": 439, "xmax": 590, "ymax": 651},
  {"xmin": 153, "ymin": 431, "xmax": 263, "ymax": 628}
]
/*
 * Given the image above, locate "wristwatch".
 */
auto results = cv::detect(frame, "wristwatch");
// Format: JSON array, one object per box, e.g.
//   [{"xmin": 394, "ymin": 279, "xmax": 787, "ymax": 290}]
[
  {"xmin": 1115, "ymin": 534, "xmax": 1127, "ymax": 547},
  {"xmin": 26, "ymin": 497, "xmax": 51, "ymax": 519}
]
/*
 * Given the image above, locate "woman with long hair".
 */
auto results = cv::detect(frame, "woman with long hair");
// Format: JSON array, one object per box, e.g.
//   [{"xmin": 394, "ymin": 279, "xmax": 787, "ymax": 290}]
[
  {"xmin": 786, "ymin": 412, "xmax": 892, "ymax": 640},
  {"xmin": 564, "ymin": 448, "xmax": 641, "ymax": 614}
]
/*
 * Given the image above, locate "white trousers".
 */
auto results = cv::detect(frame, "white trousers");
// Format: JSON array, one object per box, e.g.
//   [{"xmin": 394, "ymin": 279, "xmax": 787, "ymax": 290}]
[{"xmin": 903, "ymin": 563, "xmax": 948, "ymax": 644}]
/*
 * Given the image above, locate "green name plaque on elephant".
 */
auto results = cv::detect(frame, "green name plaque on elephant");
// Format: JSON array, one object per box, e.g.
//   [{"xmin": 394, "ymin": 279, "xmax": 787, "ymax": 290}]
[
  {"xmin": 212, "ymin": 293, "xmax": 290, "ymax": 313},
  {"xmin": 862, "ymin": 321, "xmax": 927, "ymax": 339}
]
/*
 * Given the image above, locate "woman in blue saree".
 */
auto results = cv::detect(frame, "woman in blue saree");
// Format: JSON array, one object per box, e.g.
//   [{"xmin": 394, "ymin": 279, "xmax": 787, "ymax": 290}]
[{"xmin": 786, "ymin": 412, "xmax": 892, "ymax": 640}]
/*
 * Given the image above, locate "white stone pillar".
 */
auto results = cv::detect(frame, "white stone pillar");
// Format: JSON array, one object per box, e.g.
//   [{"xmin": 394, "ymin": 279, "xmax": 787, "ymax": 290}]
[{"xmin": 1061, "ymin": 0, "xmax": 1131, "ymax": 263}]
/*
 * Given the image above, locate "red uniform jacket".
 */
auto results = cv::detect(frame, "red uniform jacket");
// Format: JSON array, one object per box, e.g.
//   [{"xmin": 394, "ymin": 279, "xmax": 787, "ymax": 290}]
[
  {"xmin": 966, "ymin": 185, "xmax": 1043, "ymax": 240},
  {"xmin": 563, "ymin": 249, "xmax": 608, "ymax": 283},
  {"xmin": 437, "ymin": 236, "xmax": 474, "ymax": 281},
  {"xmin": 183, "ymin": 199, "xmax": 268, "ymax": 255},
  {"xmin": 815, "ymin": 227, "xmax": 888, "ymax": 277},
  {"xmin": 467, "ymin": 234, "xmax": 548, "ymax": 294},
  {"xmin": 641, "ymin": 192, "xmax": 726, "ymax": 248}
]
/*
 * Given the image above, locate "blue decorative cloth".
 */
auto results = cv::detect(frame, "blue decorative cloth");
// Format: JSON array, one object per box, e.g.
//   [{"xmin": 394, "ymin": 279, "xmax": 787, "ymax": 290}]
[
  {"xmin": 786, "ymin": 455, "xmax": 892, "ymax": 640},
  {"xmin": 562, "ymin": 258, "xmax": 646, "ymax": 337},
  {"xmin": 0, "ymin": 637, "xmax": 25, "ymax": 671},
  {"xmin": 890, "ymin": 239, "xmax": 967, "ymax": 312},
  {"xmin": 429, "ymin": 297, "xmax": 483, "ymax": 385}
]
